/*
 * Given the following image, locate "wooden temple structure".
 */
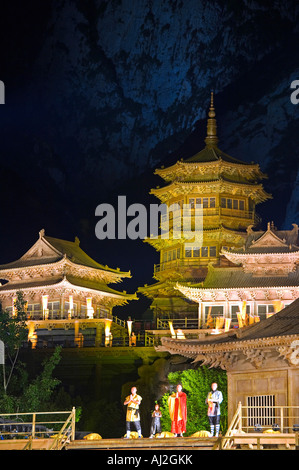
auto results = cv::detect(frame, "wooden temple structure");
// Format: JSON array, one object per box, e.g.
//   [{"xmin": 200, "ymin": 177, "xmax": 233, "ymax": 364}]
[
  {"xmin": 158, "ymin": 298, "xmax": 299, "ymax": 431},
  {"xmin": 139, "ymin": 93, "xmax": 271, "ymax": 320},
  {"xmin": 0, "ymin": 229, "xmax": 137, "ymax": 347},
  {"xmin": 176, "ymin": 221, "xmax": 299, "ymax": 328}
]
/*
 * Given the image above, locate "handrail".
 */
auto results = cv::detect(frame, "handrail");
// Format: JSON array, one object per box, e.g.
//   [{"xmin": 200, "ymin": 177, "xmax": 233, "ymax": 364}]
[
  {"xmin": 48, "ymin": 407, "xmax": 76, "ymax": 450},
  {"xmin": 216, "ymin": 403, "xmax": 299, "ymax": 450},
  {"xmin": 112, "ymin": 315, "xmax": 126, "ymax": 328},
  {"xmin": 157, "ymin": 317, "xmax": 199, "ymax": 329},
  {"xmin": 215, "ymin": 432, "xmax": 299, "ymax": 450},
  {"xmin": 0, "ymin": 408, "xmax": 76, "ymax": 450}
]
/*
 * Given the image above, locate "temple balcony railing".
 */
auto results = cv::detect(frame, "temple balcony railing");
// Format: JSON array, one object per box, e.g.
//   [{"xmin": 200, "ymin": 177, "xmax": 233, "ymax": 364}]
[
  {"xmin": 162, "ymin": 207, "xmax": 261, "ymax": 225},
  {"xmin": 154, "ymin": 258, "xmax": 211, "ymax": 275},
  {"xmin": 24, "ymin": 308, "xmax": 113, "ymax": 322}
]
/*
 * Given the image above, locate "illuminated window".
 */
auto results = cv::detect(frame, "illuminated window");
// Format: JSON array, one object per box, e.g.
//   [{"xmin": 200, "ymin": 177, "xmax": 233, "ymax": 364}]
[
  {"xmin": 27, "ymin": 303, "xmax": 41, "ymax": 315},
  {"xmin": 193, "ymin": 246, "xmax": 200, "ymax": 257},
  {"xmin": 209, "ymin": 246, "xmax": 217, "ymax": 257},
  {"xmin": 231, "ymin": 304, "xmax": 250, "ymax": 322},
  {"xmin": 201, "ymin": 246, "xmax": 208, "ymax": 257},
  {"xmin": 48, "ymin": 301, "xmax": 60, "ymax": 316},
  {"xmin": 65, "ymin": 301, "xmax": 77, "ymax": 314},
  {"xmin": 210, "ymin": 197, "xmax": 216, "ymax": 208},
  {"xmin": 221, "ymin": 197, "xmax": 245, "ymax": 210},
  {"xmin": 258, "ymin": 305, "xmax": 274, "ymax": 318},
  {"xmin": 205, "ymin": 305, "xmax": 224, "ymax": 319},
  {"xmin": 185, "ymin": 247, "xmax": 192, "ymax": 257},
  {"xmin": 203, "ymin": 197, "xmax": 209, "ymax": 208}
]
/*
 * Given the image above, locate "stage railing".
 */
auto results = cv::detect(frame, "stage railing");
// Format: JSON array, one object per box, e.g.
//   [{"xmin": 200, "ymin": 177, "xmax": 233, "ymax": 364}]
[
  {"xmin": 0, "ymin": 408, "xmax": 76, "ymax": 450},
  {"xmin": 217, "ymin": 402, "xmax": 299, "ymax": 449}
]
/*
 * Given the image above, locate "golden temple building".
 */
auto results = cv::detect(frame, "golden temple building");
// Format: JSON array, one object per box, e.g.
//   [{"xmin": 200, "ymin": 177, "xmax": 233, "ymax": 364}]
[
  {"xmin": 0, "ymin": 229, "xmax": 137, "ymax": 347},
  {"xmin": 139, "ymin": 93, "xmax": 271, "ymax": 321},
  {"xmin": 176, "ymin": 222, "xmax": 299, "ymax": 329}
]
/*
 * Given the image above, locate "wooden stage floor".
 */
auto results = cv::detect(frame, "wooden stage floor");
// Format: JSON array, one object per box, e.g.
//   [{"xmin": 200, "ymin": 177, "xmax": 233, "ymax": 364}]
[{"xmin": 66, "ymin": 436, "xmax": 218, "ymax": 451}]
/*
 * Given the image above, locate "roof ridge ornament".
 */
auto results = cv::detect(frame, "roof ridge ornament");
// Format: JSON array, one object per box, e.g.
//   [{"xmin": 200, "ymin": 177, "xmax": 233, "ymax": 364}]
[{"xmin": 204, "ymin": 91, "xmax": 219, "ymax": 148}]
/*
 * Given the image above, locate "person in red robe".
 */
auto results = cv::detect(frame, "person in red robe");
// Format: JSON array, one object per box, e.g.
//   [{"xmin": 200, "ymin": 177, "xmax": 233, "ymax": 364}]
[{"xmin": 168, "ymin": 384, "xmax": 187, "ymax": 436}]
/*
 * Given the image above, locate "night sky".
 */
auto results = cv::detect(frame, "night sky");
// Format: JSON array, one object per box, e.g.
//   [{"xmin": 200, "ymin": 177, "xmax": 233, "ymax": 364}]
[{"xmin": 0, "ymin": 0, "xmax": 298, "ymax": 318}]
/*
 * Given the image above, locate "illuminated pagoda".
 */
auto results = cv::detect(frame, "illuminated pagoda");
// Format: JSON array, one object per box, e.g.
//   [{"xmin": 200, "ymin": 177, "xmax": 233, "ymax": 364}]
[
  {"xmin": 176, "ymin": 222, "xmax": 299, "ymax": 329},
  {"xmin": 0, "ymin": 229, "xmax": 137, "ymax": 347},
  {"xmin": 139, "ymin": 93, "xmax": 271, "ymax": 322}
]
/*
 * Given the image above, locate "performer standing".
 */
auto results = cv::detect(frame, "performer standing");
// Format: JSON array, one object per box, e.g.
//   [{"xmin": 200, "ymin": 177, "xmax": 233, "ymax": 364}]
[
  {"xmin": 149, "ymin": 403, "xmax": 162, "ymax": 438},
  {"xmin": 123, "ymin": 386, "xmax": 142, "ymax": 438},
  {"xmin": 168, "ymin": 384, "xmax": 187, "ymax": 437},
  {"xmin": 205, "ymin": 382, "xmax": 223, "ymax": 437}
]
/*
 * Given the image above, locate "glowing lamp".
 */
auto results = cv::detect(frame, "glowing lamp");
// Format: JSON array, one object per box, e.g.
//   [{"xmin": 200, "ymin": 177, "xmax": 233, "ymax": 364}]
[
  {"xmin": 86, "ymin": 298, "xmax": 94, "ymax": 319},
  {"xmin": 68, "ymin": 295, "xmax": 74, "ymax": 318},
  {"xmin": 105, "ymin": 320, "xmax": 112, "ymax": 347},
  {"xmin": 224, "ymin": 318, "xmax": 231, "ymax": 332},
  {"xmin": 168, "ymin": 321, "xmax": 176, "ymax": 339},
  {"xmin": 176, "ymin": 329, "xmax": 185, "ymax": 339},
  {"xmin": 127, "ymin": 319, "xmax": 133, "ymax": 337},
  {"xmin": 12, "ymin": 297, "xmax": 17, "ymax": 317},
  {"xmin": 42, "ymin": 295, "xmax": 49, "ymax": 319},
  {"xmin": 28, "ymin": 322, "xmax": 37, "ymax": 349}
]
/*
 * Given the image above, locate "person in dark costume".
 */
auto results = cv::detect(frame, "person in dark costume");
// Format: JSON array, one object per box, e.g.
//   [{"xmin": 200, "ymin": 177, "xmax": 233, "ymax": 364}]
[
  {"xmin": 149, "ymin": 404, "xmax": 162, "ymax": 438},
  {"xmin": 205, "ymin": 382, "xmax": 223, "ymax": 437}
]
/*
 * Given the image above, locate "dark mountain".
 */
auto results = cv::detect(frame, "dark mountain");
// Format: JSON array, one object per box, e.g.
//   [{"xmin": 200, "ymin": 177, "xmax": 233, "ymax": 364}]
[{"xmin": 0, "ymin": 0, "xmax": 298, "ymax": 316}]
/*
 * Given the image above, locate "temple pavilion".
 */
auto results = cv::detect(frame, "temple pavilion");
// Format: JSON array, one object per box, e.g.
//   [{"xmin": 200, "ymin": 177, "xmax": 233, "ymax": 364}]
[
  {"xmin": 139, "ymin": 93, "xmax": 271, "ymax": 322},
  {"xmin": 0, "ymin": 229, "xmax": 137, "ymax": 347},
  {"xmin": 176, "ymin": 222, "xmax": 299, "ymax": 329}
]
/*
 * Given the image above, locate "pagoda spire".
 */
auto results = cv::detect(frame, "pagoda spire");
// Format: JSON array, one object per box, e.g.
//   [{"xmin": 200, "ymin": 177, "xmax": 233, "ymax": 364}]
[{"xmin": 204, "ymin": 91, "xmax": 219, "ymax": 148}]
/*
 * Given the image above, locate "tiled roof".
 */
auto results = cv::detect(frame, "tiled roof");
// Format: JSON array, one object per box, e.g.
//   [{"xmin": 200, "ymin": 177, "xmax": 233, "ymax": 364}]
[
  {"xmin": 0, "ymin": 275, "xmax": 136, "ymax": 299},
  {"xmin": 160, "ymin": 298, "xmax": 299, "ymax": 355},
  {"xmin": 200, "ymin": 297, "xmax": 299, "ymax": 344},
  {"xmin": 185, "ymin": 145, "xmax": 250, "ymax": 166},
  {"xmin": 200, "ymin": 266, "xmax": 299, "ymax": 289}
]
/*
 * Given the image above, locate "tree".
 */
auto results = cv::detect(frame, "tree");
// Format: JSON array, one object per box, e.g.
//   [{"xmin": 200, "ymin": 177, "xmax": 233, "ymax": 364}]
[
  {"xmin": 0, "ymin": 291, "xmax": 28, "ymax": 393},
  {"xmin": 159, "ymin": 367, "xmax": 227, "ymax": 435}
]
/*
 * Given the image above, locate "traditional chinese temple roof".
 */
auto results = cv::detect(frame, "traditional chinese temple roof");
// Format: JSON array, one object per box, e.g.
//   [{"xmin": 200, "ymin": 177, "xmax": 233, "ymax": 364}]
[
  {"xmin": 158, "ymin": 298, "xmax": 299, "ymax": 363},
  {"xmin": 0, "ymin": 229, "xmax": 131, "ymax": 279},
  {"xmin": 154, "ymin": 93, "xmax": 268, "ymax": 186},
  {"xmin": 181, "ymin": 266, "xmax": 299, "ymax": 290},
  {"xmin": 233, "ymin": 222, "xmax": 299, "ymax": 253}
]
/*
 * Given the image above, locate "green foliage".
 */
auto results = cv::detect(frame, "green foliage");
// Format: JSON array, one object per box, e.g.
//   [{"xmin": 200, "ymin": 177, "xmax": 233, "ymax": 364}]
[
  {"xmin": 0, "ymin": 291, "xmax": 27, "ymax": 354},
  {"xmin": 0, "ymin": 346, "xmax": 62, "ymax": 413},
  {"xmin": 159, "ymin": 367, "xmax": 227, "ymax": 436},
  {"xmin": 20, "ymin": 346, "xmax": 62, "ymax": 412}
]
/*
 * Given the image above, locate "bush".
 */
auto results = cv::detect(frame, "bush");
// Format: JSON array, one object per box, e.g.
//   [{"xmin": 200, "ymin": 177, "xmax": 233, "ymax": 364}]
[{"xmin": 159, "ymin": 366, "xmax": 227, "ymax": 436}]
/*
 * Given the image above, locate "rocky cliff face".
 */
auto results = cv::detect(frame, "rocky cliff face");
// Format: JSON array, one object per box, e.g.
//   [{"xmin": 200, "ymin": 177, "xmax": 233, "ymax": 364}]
[{"xmin": 1, "ymin": 0, "xmax": 299, "ymax": 255}]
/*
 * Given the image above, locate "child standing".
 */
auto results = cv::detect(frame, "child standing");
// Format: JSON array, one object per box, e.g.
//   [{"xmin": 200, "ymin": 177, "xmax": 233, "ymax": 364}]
[{"xmin": 149, "ymin": 404, "xmax": 162, "ymax": 438}]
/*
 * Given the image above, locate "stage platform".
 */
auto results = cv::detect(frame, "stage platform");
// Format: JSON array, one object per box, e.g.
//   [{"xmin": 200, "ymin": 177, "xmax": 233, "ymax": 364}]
[{"xmin": 66, "ymin": 436, "xmax": 218, "ymax": 451}]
